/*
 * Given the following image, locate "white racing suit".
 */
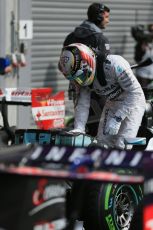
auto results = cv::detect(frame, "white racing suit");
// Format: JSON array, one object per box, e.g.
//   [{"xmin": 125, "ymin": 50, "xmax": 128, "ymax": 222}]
[{"xmin": 74, "ymin": 54, "xmax": 146, "ymax": 149}]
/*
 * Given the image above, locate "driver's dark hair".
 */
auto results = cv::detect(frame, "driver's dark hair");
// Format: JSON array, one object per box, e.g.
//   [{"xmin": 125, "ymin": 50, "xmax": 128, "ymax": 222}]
[{"xmin": 87, "ymin": 2, "xmax": 110, "ymax": 25}]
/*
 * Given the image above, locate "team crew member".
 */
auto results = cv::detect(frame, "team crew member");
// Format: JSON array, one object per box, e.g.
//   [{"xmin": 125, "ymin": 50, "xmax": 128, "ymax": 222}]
[
  {"xmin": 64, "ymin": 2, "xmax": 110, "ymax": 55},
  {"xmin": 59, "ymin": 43, "xmax": 146, "ymax": 149},
  {"xmin": 63, "ymin": 2, "xmax": 110, "ymax": 136}
]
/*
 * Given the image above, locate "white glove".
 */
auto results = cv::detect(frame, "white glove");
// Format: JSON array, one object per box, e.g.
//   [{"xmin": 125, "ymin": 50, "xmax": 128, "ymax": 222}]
[
  {"xmin": 105, "ymin": 116, "xmax": 122, "ymax": 135},
  {"xmin": 67, "ymin": 128, "xmax": 85, "ymax": 134}
]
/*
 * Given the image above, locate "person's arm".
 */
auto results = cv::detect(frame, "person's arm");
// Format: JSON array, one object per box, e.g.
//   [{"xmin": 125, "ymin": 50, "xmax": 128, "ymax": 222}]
[
  {"xmin": 114, "ymin": 56, "xmax": 145, "ymax": 120},
  {"xmin": 74, "ymin": 87, "xmax": 91, "ymax": 132},
  {"xmin": 105, "ymin": 56, "xmax": 145, "ymax": 136}
]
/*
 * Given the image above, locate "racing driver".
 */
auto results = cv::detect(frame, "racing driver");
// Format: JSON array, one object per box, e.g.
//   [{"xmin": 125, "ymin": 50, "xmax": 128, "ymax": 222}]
[{"xmin": 58, "ymin": 43, "xmax": 146, "ymax": 149}]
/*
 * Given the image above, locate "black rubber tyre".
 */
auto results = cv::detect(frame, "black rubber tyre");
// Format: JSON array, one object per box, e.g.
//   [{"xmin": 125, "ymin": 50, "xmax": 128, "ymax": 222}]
[{"xmin": 83, "ymin": 181, "xmax": 143, "ymax": 230}]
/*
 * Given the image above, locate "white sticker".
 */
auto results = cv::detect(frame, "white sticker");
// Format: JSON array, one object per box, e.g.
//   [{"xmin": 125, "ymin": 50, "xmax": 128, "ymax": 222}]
[{"xmin": 19, "ymin": 20, "xmax": 33, "ymax": 40}]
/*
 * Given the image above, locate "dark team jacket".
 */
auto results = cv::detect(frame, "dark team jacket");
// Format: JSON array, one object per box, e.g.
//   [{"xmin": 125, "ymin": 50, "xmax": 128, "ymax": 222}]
[{"xmin": 63, "ymin": 20, "xmax": 110, "ymax": 60}]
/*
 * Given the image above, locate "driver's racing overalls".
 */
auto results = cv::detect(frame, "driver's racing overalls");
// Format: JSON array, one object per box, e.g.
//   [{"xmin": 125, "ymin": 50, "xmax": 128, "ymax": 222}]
[{"xmin": 74, "ymin": 54, "xmax": 146, "ymax": 149}]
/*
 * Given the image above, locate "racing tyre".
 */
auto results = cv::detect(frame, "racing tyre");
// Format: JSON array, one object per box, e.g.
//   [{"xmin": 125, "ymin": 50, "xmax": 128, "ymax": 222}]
[{"xmin": 83, "ymin": 182, "xmax": 143, "ymax": 230}]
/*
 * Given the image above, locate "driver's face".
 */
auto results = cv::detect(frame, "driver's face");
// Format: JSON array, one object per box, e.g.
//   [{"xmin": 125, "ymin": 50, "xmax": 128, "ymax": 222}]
[{"xmin": 100, "ymin": 11, "xmax": 110, "ymax": 29}]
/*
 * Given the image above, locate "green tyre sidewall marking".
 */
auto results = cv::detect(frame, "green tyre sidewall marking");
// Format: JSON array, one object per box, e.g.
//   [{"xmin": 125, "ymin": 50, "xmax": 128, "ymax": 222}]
[
  {"xmin": 103, "ymin": 183, "xmax": 116, "ymax": 230},
  {"xmin": 104, "ymin": 184, "xmax": 113, "ymax": 210}
]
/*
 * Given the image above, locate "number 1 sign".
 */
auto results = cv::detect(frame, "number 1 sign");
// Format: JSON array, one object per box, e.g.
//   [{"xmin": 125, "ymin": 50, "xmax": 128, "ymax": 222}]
[{"xmin": 19, "ymin": 20, "xmax": 33, "ymax": 40}]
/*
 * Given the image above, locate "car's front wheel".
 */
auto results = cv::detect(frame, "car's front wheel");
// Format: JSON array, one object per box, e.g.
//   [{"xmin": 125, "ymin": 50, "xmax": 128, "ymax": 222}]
[{"xmin": 83, "ymin": 182, "xmax": 143, "ymax": 230}]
